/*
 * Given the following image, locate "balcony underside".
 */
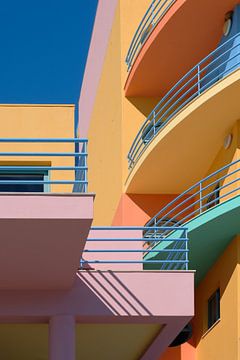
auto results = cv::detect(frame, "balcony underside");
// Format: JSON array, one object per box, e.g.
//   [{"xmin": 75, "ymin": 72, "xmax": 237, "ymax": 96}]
[
  {"xmin": 125, "ymin": 0, "xmax": 238, "ymax": 96},
  {"xmin": 0, "ymin": 271, "xmax": 194, "ymax": 359},
  {"xmin": 0, "ymin": 193, "xmax": 94, "ymax": 290},
  {"xmin": 125, "ymin": 70, "xmax": 240, "ymax": 194},
  {"xmin": 145, "ymin": 195, "xmax": 240, "ymax": 285},
  {"xmin": 187, "ymin": 195, "xmax": 240, "ymax": 284}
]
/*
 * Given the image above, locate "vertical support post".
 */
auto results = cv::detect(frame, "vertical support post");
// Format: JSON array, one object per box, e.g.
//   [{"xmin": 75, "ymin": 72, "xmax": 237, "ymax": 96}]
[
  {"xmin": 185, "ymin": 229, "xmax": 188, "ymax": 271},
  {"xmin": 197, "ymin": 64, "xmax": 201, "ymax": 95},
  {"xmin": 199, "ymin": 181, "xmax": 203, "ymax": 214},
  {"xmin": 85, "ymin": 141, "xmax": 88, "ymax": 193},
  {"xmin": 49, "ymin": 315, "xmax": 75, "ymax": 360},
  {"xmin": 154, "ymin": 217, "xmax": 157, "ymax": 244},
  {"xmin": 153, "ymin": 111, "xmax": 156, "ymax": 136}
]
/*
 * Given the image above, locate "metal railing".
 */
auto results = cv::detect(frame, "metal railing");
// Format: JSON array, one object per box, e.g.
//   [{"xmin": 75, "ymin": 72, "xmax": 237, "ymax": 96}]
[
  {"xmin": 80, "ymin": 226, "xmax": 189, "ymax": 270},
  {"xmin": 127, "ymin": 33, "xmax": 240, "ymax": 169},
  {"xmin": 144, "ymin": 158, "xmax": 240, "ymax": 242},
  {"xmin": 125, "ymin": 0, "xmax": 176, "ymax": 70},
  {"xmin": 0, "ymin": 138, "xmax": 88, "ymax": 192}
]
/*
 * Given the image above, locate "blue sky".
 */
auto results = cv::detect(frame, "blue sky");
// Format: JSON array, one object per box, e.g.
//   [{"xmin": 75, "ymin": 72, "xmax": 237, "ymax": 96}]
[{"xmin": 0, "ymin": 0, "xmax": 98, "ymax": 104}]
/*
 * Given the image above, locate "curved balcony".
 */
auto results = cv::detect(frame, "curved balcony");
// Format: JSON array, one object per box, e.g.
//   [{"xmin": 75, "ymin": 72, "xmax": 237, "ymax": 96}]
[
  {"xmin": 125, "ymin": 0, "xmax": 176, "ymax": 71},
  {"xmin": 143, "ymin": 158, "xmax": 240, "ymax": 283},
  {"xmin": 125, "ymin": 0, "xmax": 238, "ymax": 96},
  {"xmin": 128, "ymin": 33, "xmax": 240, "ymax": 170}
]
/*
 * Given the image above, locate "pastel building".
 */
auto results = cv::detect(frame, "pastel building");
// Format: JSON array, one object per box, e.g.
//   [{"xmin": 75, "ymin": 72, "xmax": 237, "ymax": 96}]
[
  {"xmin": 79, "ymin": 0, "xmax": 240, "ymax": 359},
  {"xmin": 1, "ymin": 0, "xmax": 240, "ymax": 359}
]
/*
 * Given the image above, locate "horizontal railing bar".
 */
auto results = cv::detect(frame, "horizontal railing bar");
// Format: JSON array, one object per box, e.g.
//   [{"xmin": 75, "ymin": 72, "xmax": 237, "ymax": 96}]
[
  {"xmin": 90, "ymin": 226, "xmax": 188, "ymax": 230},
  {"xmin": 0, "ymin": 166, "xmax": 87, "ymax": 171},
  {"xmin": 81, "ymin": 260, "xmax": 188, "ymax": 264},
  {"xmin": 0, "ymin": 152, "xmax": 87, "ymax": 156},
  {"xmin": 0, "ymin": 180, "xmax": 87, "ymax": 184},
  {"xmin": 86, "ymin": 238, "xmax": 187, "ymax": 242},
  {"xmin": 0, "ymin": 138, "xmax": 88, "ymax": 143},
  {"xmin": 83, "ymin": 249, "xmax": 188, "ymax": 253}
]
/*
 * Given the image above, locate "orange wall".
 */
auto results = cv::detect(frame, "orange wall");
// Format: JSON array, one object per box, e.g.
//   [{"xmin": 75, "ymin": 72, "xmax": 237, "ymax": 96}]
[
  {"xmin": 160, "ymin": 341, "xmax": 195, "ymax": 360},
  {"xmin": 112, "ymin": 193, "xmax": 195, "ymax": 226}
]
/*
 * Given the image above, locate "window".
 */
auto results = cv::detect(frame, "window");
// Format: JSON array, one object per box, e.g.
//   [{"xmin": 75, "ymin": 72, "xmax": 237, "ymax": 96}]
[
  {"xmin": 208, "ymin": 288, "xmax": 220, "ymax": 329},
  {"xmin": 206, "ymin": 182, "xmax": 220, "ymax": 210},
  {"xmin": 0, "ymin": 170, "xmax": 49, "ymax": 193}
]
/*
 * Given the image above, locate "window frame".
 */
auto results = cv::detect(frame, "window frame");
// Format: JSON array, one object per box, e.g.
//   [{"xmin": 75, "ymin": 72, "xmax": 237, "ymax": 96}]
[
  {"xmin": 0, "ymin": 168, "xmax": 50, "ymax": 193},
  {"xmin": 207, "ymin": 288, "xmax": 220, "ymax": 329}
]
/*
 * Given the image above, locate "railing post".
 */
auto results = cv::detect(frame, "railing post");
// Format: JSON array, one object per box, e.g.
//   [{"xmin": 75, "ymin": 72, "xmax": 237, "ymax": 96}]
[
  {"xmin": 185, "ymin": 229, "xmax": 188, "ymax": 271},
  {"xmin": 85, "ymin": 141, "xmax": 88, "ymax": 193},
  {"xmin": 197, "ymin": 64, "xmax": 201, "ymax": 95},
  {"xmin": 153, "ymin": 110, "xmax": 156, "ymax": 135},
  {"xmin": 199, "ymin": 181, "xmax": 203, "ymax": 214},
  {"xmin": 154, "ymin": 218, "xmax": 157, "ymax": 243}
]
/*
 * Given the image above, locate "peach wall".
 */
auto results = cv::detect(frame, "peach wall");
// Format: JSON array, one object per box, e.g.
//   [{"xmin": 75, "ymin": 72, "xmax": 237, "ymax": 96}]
[{"xmin": 112, "ymin": 193, "xmax": 195, "ymax": 226}]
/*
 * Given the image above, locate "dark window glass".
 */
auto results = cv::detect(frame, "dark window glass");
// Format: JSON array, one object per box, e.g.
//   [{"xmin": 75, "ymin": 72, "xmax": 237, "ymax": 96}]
[
  {"xmin": 208, "ymin": 288, "xmax": 220, "ymax": 329},
  {"xmin": 0, "ymin": 173, "xmax": 44, "ymax": 192},
  {"xmin": 206, "ymin": 182, "xmax": 220, "ymax": 209}
]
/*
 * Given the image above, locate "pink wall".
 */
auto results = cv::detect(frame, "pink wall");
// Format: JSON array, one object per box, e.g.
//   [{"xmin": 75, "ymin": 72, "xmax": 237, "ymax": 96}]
[
  {"xmin": 78, "ymin": 0, "xmax": 118, "ymax": 137},
  {"xmin": 83, "ymin": 229, "xmax": 143, "ymax": 271}
]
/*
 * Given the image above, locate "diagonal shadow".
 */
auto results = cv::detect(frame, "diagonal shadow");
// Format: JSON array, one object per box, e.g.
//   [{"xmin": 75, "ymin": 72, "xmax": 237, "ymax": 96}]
[
  {"xmin": 98, "ymin": 271, "xmax": 142, "ymax": 315},
  {"xmin": 81, "ymin": 271, "xmax": 132, "ymax": 316},
  {"xmin": 77, "ymin": 272, "xmax": 121, "ymax": 315},
  {"xmin": 109, "ymin": 271, "xmax": 153, "ymax": 316}
]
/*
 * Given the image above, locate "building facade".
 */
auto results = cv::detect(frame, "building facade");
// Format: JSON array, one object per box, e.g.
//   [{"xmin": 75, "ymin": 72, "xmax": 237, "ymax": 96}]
[
  {"xmin": 79, "ymin": 0, "xmax": 240, "ymax": 359},
  {"xmin": 0, "ymin": 0, "xmax": 239, "ymax": 359}
]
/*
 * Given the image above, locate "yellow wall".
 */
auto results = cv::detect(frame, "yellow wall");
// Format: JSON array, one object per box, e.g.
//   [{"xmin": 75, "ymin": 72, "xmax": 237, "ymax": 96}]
[
  {"xmin": 120, "ymin": 0, "xmax": 161, "ymax": 186},
  {"xmin": 87, "ymin": 0, "xmax": 160, "ymax": 224},
  {"xmin": 87, "ymin": 3, "xmax": 122, "ymax": 225},
  {"xmin": 193, "ymin": 235, "xmax": 240, "ymax": 360},
  {"xmin": 0, "ymin": 104, "xmax": 75, "ymax": 192},
  {"xmin": 202, "ymin": 120, "xmax": 240, "ymax": 206}
]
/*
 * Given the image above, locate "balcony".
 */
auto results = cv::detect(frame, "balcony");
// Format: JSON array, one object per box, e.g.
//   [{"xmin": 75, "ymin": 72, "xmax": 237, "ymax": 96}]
[
  {"xmin": 0, "ymin": 226, "xmax": 194, "ymax": 359},
  {"xmin": 143, "ymin": 158, "xmax": 240, "ymax": 283},
  {"xmin": 81, "ymin": 226, "xmax": 188, "ymax": 271},
  {"xmin": 125, "ymin": 0, "xmax": 176, "ymax": 71},
  {"xmin": 125, "ymin": 33, "xmax": 240, "ymax": 193},
  {"xmin": 125, "ymin": 0, "xmax": 238, "ymax": 96},
  {"xmin": 0, "ymin": 138, "xmax": 94, "ymax": 290},
  {"xmin": 77, "ymin": 226, "xmax": 194, "ymax": 358}
]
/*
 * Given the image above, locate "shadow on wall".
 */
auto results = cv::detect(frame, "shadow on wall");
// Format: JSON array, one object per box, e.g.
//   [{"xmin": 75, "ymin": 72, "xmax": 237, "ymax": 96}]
[
  {"xmin": 126, "ymin": 97, "xmax": 161, "ymax": 117},
  {"xmin": 77, "ymin": 270, "xmax": 153, "ymax": 316}
]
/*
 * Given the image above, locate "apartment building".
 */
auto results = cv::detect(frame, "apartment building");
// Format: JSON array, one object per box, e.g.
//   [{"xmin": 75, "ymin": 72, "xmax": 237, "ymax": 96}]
[
  {"xmin": 79, "ymin": 0, "xmax": 240, "ymax": 359},
  {"xmin": 1, "ymin": 0, "xmax": 239, "ymax": 359}
]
